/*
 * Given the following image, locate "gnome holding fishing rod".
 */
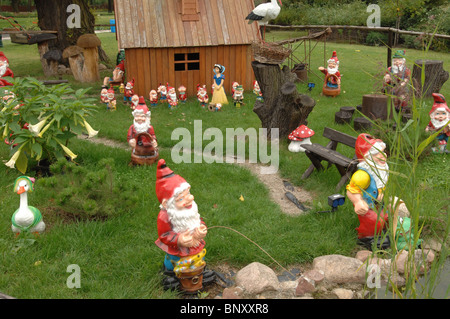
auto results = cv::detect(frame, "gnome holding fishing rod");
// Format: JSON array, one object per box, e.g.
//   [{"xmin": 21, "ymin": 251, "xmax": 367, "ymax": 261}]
[{"xmin": 155, "ymin": 159, "xmax": 215, "ymax": 290}]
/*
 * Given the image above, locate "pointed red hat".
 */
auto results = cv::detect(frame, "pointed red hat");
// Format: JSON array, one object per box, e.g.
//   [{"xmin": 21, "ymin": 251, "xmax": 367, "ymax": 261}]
[
  {"xmin": 328, "ymin": 51, "xmax": 339, "ymax": 65},
  {"xmin": 429, "ymin": 93, "xmax": 450, "ymax": 115},
  {"xmin": 0, "ymin": 52, "xmax": 9, "ymax": 64},
  {"xmin": 133, "ymin": 98, "xmax": 149, "ymax": 116},
  {"xmin": 155, "ymin": 159, "xmax": 190, "ymax": 204},
  {"xmin": 355, "ymin": 133, "xmax": 384, "ymax": 160}
]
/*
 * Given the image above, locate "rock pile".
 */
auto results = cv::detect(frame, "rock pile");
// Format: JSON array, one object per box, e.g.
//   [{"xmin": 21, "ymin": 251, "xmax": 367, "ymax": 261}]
[{"xmin": 213, "ymin": 243, "xmax": 440, "ymax": 299}]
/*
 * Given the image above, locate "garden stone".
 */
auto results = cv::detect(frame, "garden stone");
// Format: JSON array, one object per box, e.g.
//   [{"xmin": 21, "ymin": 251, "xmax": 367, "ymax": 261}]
[
  {"xmin": 222, "ymin": 287, "xmax": 244, "ymax": 299},
  {"xmin": 235, "ymin": 262, "xmax": 279, "ymax": 294},
  {"xmin": 303, "ymin": 269, "xmax": 324, "ymax": 285},
  {"xmin": 355, "ymin": 250, "xmax": 372, "ymax": 262},
  {"xmin": 295, "ymin": 277, "xmax": 315, "ymax": 296},
  {"xmin": 332, "ymin": 288, "xmax": 354, "ymax": 299},
  {"xmin": 313, "ymin": 254, "xmax": 366, "ymax": 284}
]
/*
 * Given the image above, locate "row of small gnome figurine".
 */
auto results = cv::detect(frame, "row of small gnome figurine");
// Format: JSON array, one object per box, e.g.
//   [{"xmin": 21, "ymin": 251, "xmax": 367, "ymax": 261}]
[
  {"xmin": 100, "ymin": 80, "xmax": 264, "ymax": 111},
  {"xmin": 287, "ymin": 93, "xmax": 450, "ymax": 154}
]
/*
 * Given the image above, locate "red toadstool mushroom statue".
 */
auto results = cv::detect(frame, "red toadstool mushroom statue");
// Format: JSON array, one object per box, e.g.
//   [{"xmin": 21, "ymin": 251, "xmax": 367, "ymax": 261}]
[{"xmin": 288, "ymin": 125, "xmax": 315, "ymax": 152}]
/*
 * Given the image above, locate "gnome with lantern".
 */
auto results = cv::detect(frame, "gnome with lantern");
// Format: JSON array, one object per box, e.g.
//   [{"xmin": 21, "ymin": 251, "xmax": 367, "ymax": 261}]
[
  {"xmin": 105, "ymin": 86, "xmax": 116, "ymax": 111},
  {"xmin": 425, "ymin": 93, "xmax": 450, "ymax": 154},
  {"xmin": 155, "ymin": 159, "xmax": 215, "ymax": 291},
  {"xmin": 288, "ymin": 125, "xmax": 314, "ymax": 152}
]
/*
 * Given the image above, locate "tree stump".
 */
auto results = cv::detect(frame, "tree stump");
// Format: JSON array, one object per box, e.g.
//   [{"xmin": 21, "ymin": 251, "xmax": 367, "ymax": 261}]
[
  {"xmin": 354, "ymin": 117, "xmax": 372, "ymax": 131},
  {"xmin": 340, "ymin": 106, "xmax": 355, "ymax": 116},
  {"xmin": 335, "ymin": 111, "xmax": 352, "ymax": 124},
  {"xmin": 412, "ymin": 60, "xmax": 449, "ymax": 98},
  {"xmin": 251, "ymin": 61, "xmax": 316, "ymax": 139},
  {"xmin": 362, "ymin": 94, "xmax": 392, "ymax": 120}
]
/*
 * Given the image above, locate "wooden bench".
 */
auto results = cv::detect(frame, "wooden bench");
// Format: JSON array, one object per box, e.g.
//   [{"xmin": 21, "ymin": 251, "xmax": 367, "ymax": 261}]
[{"xmin": 301, "ymin": 127, "xmax": 358, "ymax": 190}]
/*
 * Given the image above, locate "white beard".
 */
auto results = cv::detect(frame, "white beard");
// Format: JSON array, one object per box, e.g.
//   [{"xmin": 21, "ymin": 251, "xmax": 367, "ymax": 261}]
[
  {"xmin": 0, "ymin": 64, "xmax": 7, "ymax": 77},
  {"xmin": 166, "ymin": 201, "xmax": 200, "ymax": 233},
  {"xmin": 391, "ymin": 64, "xmax": 404, "ymax": 74},
  {"xmin": 431, "ymin": 116, "xmax": 449, "ymax": 130},
  {"xmin": 327, "ymin": 66, "xmax": 338, "ymax": 75},
  {"xmin": 134, "ymin": 118, "xmax": 150, "ymax": 134},
  {"xmin": 168, "ymin": 92, "xmax": 177, "ymax": 100},
  {"xmin": 358, "ymin": 159, "xmax": 389, "ymax": 189}
]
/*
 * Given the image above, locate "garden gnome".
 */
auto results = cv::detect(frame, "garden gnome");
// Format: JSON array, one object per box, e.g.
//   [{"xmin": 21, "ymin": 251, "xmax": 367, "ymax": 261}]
[
  {"xmin": 233, "ymin": 85, "xmax": 244, "ymax": 108},
  {"xmin": 319, "ymin": 51, "xmax": 341, "ymax": 89},
  {"xmin": 100, "ymin": 87, "xmax": 108, "ymax": 104},
  {"xmin": 197, "ymin": 84, "xmax": 208, "ymax": 108},
  {"xmin": 105, "ymin": 86, "xmax": 116, "ymax": 111},
  {"xmin": 383, "ymin": 50, "xmax": 411, "ymax": 112},
  {"xmin": 0, "ymin": 52, "xmax": 14, "ymax": 86},
  {"xmin": 215, "ymin": 103, "xmax": 222, "ymax": 112},
  {"xmin": 157, "ymin": 83, "xmax": 167, "ymax": 103},
  {"xmin": 103, "ymin": 60, "xmax": 124, "ymax": 88},
  {"xmin": 130, "ymin": 94, "xmax": 139, "ymax": 110},
  {"xmin": 127, "ymin": 97, "xmax": 157, "ymax": 150},
  {"xmin": 167, "ymin": 85, "xmax": 178, "ymax": 109},
  {"xmin": 253, "ymin": 81, "xmax": 263, "ymax": 101},
  {"xmin": 178, "ymin": 85, "xmax": 187, "ymax": 103},
  {"xmin": 149, "ymin": 89, "xmax": 158, "ymax": 107},
  {"xmin": 425, "ymin": 93, "xmax": 450, "ymax": 154},
  {"xmin": 155, "ymin": 159, "xmax": 214, "ymax": 289},
  {"xmin": 123, "ymin": 78, "xmax": 135, "ymax": 105},
  {"xmin": 346, "ymin": 133, "xmax": 410, "ymax": 249},
  {"xmin": 231, "ymin": 81, "xmax": 239, "ymax": 96}
]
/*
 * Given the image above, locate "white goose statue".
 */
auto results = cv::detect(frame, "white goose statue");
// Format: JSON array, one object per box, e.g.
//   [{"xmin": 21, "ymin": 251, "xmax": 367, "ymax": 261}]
[
  {"xmin": 246, "ymin": 0, "xmax": 282, "ymax": 43},
  {"xmin": 11, "ymin": 176, "xmax": 45, "ymax": 235}
]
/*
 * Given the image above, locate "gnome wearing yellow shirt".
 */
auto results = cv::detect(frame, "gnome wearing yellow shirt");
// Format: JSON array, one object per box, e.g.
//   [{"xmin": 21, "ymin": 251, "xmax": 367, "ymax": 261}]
[{"xmin": 346, "ymin": 133, "xmax": 409, "ymax": 242}]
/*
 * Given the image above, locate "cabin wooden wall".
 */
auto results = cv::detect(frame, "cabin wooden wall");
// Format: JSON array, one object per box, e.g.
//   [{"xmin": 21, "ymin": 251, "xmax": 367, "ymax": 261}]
[{"xmin": 124, "ymin": 44, "xmax": 255, "ymax": 98}]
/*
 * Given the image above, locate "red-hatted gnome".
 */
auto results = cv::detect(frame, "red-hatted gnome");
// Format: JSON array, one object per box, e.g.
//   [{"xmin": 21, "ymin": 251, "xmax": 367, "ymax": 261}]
[
  {"xmin": 155, "ymin": 159, "xmax": 214, "ymax": 289},
  {"xmin": 103, "ymin": 60, "xmax": 125, "ymax": 88},
  {"xmin": 105, "ymin": 86, "xmax": 116, "ymax": 111},
  {"xmin": 383, "ymin": 50, "xmax": 411, "ymax": 112},
  {"xmin": 130, "ymin": 94, "xmax": 139, "ymax": 110},
  {"xmin": 425, "ymin": 93, "xmax": 450, "ymax": 154},
  {"xmin": 167, "ymin": 85, "xmax": 178, "ymax": 109},
  {"xmin": 149, "ymin": 89, "xmax": 158, "ymax": 107},
  {"xmin": 100, "ymin": 87, "xmax": 108, "ymax": 104},
  {"xmin": 346, "ymin": 133, "xmax": 410, "ymax": 249},
  {"xmin": 253, "ymin": 80, "xmax": 263, "ymax": 101},
  {"xmin": 0, "ymin": 52, "xmax": 14, "ymax": 86},
  {"xmin": 178, "ymin": 85, "xmax": 187, "ymax": 103},
  {"xmin": 319, "ymin": 50, "xmax": 341, "ymax": 89},
  {"xmin": 123, "ymin": 78, "xmax": 135, "ymax": 105},
  {"xmin": 157, "ymin": 83, "xmax": 167, "ymax": 103},
  {"xmin": 127, "ymin": 97, "xmax": 157, "ymax": 150},
  {"xmin": 197, "ymin": 84, "xmax": 208, "ymax": 108}
]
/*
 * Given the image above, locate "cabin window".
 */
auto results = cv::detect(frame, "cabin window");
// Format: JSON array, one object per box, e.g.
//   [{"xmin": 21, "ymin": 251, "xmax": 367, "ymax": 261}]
[
  {"xmin": 174, "ymin": 52, "xmax": 200, "ymax": 72},
  {"xmin": 180, "ymin": 0, "xmax": 199, "ymax": 21}
]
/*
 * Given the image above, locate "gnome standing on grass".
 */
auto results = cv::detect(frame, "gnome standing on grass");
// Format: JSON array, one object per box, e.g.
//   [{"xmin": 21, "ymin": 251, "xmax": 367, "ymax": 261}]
[
  {"xmin": 127, "ymin": 97, "xmax": 157, "ymax": 150},
  {"xmin": 425, "ymin": 93, "xmax": 450, "ymax": 154},
  {"xmin": 154, "ymin": 159, "xmax": 215, "ymax": 289},
  {"xmin": 319, "ymin": 50, "xmax": 341, "ymax": 89}
]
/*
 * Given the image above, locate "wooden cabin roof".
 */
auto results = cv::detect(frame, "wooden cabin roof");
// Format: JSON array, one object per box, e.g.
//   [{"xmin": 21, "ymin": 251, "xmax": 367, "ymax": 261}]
[{"xmin": 114, "ymin": 0, "xmax": 260, "ymax": 49}]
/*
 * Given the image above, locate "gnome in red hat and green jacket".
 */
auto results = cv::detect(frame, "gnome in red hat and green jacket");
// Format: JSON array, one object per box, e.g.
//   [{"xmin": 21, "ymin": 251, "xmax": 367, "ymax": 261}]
[
  {"xmin": 383, "ymin": 50, "xmax": 411, "ymax": 112},
  {"xmin": 155, "ymin": 159, "xmax": 216, "ymax": 288}
]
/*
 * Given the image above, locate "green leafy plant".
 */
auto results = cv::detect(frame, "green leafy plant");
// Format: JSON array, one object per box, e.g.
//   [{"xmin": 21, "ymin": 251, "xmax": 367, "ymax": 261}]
[
  {"xmin": 0, "ymin": 77, "xmax": 99, "ymax": 173},
  {"xmin": 37, "ymin": 158, "xmax": 139, "ymax": 220}
]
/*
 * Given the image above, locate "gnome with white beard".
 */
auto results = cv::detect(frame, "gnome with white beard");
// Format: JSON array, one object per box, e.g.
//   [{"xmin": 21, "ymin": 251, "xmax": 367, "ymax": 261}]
[
  {"xmin": 346, "ymin": 133, "xmax": 411, "ymax": 249},
  {"xmin": 127, "ymin": 98, "xmax": 157, "ymax": 150},
  {"xmin": 319, "ymin": 51, "xmax": 341, "ymax": 89},
  {"xmin": 383, "ymin": 50, "xmax": 411, "ymax": 112},
  {"xmin": 425, "ymin": 93, "xmax": 450, "ymax": 154},
  {"xmin": 155, "ymin": 159, "xmax": 214, "ymax": 290},
  {"xmin": 0, "ymin": 52, "xmax": 14, "ymax": 86}
]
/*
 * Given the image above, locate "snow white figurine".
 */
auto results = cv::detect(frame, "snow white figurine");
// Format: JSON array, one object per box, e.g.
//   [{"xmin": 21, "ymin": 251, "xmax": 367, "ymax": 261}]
[{"xmin": 211, "ymin": 64, "xmax": 228, "ymax": 105}]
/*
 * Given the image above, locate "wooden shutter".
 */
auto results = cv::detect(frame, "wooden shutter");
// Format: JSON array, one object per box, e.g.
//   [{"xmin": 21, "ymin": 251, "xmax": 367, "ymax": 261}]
[{"xmin": 180, "ymin": 0, "xmax": 199, "ymax": 21}]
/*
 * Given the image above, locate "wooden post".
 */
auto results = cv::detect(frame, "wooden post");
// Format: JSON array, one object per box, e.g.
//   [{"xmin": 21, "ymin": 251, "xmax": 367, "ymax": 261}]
[{"xmin": 387, "ymin": 29, "xmax": 393, "ymax": 68}]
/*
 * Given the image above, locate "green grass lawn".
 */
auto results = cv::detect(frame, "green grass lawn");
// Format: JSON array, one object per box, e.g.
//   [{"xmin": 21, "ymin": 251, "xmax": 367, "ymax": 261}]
[{"xmin": 0, "ymin": 30, "xmax": 449, "ymax": 299}]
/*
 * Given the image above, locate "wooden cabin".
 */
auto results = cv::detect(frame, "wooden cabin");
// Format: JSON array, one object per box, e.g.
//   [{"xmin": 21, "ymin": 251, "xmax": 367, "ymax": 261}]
[{"xmin": 113, "ymin": 0, "xmax": 259, "ymax": 97}]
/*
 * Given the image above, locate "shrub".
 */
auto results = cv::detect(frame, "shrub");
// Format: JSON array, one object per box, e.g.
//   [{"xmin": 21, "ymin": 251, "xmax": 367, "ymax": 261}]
[{"xmin": 365, "ymin": 31, "xmax": 388, "ymax": 46}]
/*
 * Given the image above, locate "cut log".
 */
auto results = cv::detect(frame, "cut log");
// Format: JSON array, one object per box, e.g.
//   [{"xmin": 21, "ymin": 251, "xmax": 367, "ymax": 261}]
[
  {"xmin": 340, "ymin": 106, "xmax": 355, "ymax": 116},
  {"xmin": 251, "ymin": 61, "xmax": 315, "ymax": 139},
  {"xmin": 412, "ymin": 60, "xmax": 449, "ymax": 98},
  {"xmin": 354, "ymin": 117, "xmax": 372, "ymax": 131},
  {"xmin": 335, "ymin": 111, "xmax": 352, "ymax": 124},
  {"xmin": 362, "ymin": 94, "xmax": 392, "ymax": 120}
]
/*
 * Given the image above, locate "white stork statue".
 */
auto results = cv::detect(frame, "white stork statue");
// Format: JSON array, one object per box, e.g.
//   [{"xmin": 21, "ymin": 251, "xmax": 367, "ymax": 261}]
[{"xmin": 245, "ymin": 0, "xmax": 282, "ymax": 43}]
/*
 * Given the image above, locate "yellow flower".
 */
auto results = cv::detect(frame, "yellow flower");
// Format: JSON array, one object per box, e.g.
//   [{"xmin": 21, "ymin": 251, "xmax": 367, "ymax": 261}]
[
  {"xmin": 83, "ymin": 119, "xmax": 98, "ymax": 138},
  {"xmin": 37, "ymin": 118, "xmax": 55, "ymax": 138},
  {"xmin": 58, "ymin": 142, "xmax": 77, "ymax": 161},
  {"xmin": 5, "ymin": 149, "xmax": 21, "ymax": 169},
  {"xmin": 28, "ymin": 117, "xmax": 50, "ymax": 136}
]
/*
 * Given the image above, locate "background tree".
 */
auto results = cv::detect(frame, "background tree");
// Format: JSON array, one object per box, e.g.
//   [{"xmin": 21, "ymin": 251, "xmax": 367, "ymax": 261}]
[{"xmin": 33, "ymin": 0, "xmax": 109, "ymax": 63}]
